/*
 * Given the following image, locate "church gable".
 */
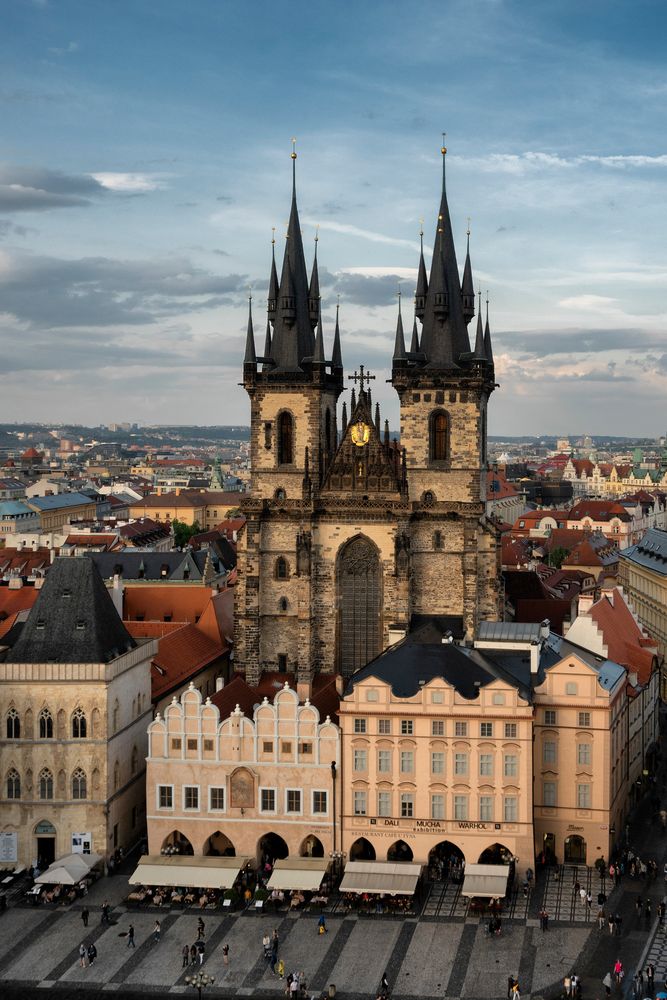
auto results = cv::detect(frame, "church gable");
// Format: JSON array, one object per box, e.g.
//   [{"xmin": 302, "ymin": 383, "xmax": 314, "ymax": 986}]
[{"xmin": 322, "ymin": 387, "xmax": 404, "ymax": 496}]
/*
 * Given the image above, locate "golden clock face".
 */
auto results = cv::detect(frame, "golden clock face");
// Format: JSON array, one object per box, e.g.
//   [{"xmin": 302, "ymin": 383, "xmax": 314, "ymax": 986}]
[{"xmin": 351, "ymin": 421, "xmax": 371, "ymax": 447}]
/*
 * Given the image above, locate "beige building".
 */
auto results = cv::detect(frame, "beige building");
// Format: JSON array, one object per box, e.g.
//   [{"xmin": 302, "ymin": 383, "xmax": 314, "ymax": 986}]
[
  {"xmin": 0, "ymin": 557, "xmax": 156, "ymax": 867},
  {"xmin": 619, "ymin": 529, "xmax": 667, "ymax": 695},
  {"xmin": 146, "ymin": 677, "xmax": 339, "ymax": 862}
]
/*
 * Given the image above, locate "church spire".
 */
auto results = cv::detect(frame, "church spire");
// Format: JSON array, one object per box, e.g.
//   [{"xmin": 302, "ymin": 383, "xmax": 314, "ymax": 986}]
[
  {"xmin": 473, "ymin": 290, "xmax": 485, "ymax": 360},
  {"xmin": 415, "ymin": 223, "xmax": 428, "ymax": 320},
  {"xmin": 461, "ymin": 222, "xmax": 475, "ymax": 325},
  {"xmin": 269, "ymin": 140, "xmax": 316, "ymax": 372},
  {"xmin": 267, "ymin": 229, "xmax": 279, "ymax": 322},
  {"xmin": 484, "ymin": 293, "xmax": 494, "ymax": 368},
  {"xmin": 410, "ymin": 314, "xmax": 420, "ymax": 355},
  {"xmin": 331, "ymin": 298, "xmax": 343, "ymax": 371},
  {"xmin": 418, "ymin": 138, "xmax": 471, "ymax": 369},
  {"xmin": 243, "ymin": 294, "xmax": 257, "ymax": 368},
  {"xmin": 393, "ymin": 289, "xmax": 406, "ymax": 362},
  {"xmin": 308, "ymin": 229, "xmax": 320, "ymax": 330},
  {"xmin": 262, "ymin": 317, "xmax": 273, "ymax": 370},
  {"xmin": 313, "ymin": 300, "xmax": 326, "ymax": 365}
]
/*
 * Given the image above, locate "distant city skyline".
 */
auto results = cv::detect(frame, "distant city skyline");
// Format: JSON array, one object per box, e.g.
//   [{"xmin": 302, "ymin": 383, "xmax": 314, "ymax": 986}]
[{"xmin": 1, "ymin": 0, "xmax": 666, "ymax": 434}]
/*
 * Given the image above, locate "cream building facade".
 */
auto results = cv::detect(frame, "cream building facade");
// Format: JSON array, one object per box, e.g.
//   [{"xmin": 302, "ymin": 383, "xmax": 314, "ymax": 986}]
[
  {"xmin": 146, "ymin": 680, "xmax": 339, "ymax": 862},
  {"xmin": 0, "ymin": 557, "xmax": 156, "ymax": 867}
]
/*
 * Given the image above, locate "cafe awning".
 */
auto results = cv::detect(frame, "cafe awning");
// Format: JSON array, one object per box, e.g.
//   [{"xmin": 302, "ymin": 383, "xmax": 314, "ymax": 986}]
[
  {"xmin": 35, "ymin": 865, "xmax": 78, "ymax": 885},
  {"xmin": 339, "ymin": 861, "xmax": 423, "ymax": 896},
  {"xmin": 460, "ymin": 863, "xmax": 510, "ymax": 898},
  {"xmin": 129, "ymin": 854, "xmax": 253, "ymax": 890},
  {"xmin": 267, "ymin": 858, "xmax": 330, "ymax": 892},
  {"xmin": 35, "ymin": 852, "xmax": 102, "ymax": 884}
]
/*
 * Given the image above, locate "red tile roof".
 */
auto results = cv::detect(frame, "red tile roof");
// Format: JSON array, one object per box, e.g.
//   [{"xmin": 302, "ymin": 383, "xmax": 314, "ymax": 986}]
[
  {"xmin": 0, "ymin": 585, "xmax": 40, "ymax": 619},
  {"xmin": 152, "ymin": 623, "xmax": 226, "ymax": 699},
  {"xmin": 125, "ymin": 620, "xmax": 184, "ymax": 639},
  {"xmin": 568, "ymin": 500, "xmax": 630, "ymax": 522},
  {"xmin": 211, "ymin": 671, "xmax": 340, "ymax": 723},
  {"xmin": 123, "ymin": 585, "xmax": 214, "ymax": 624},
  {"xmin": 589, "ymin": 588, "xmax": 657, "ymax": 682}
]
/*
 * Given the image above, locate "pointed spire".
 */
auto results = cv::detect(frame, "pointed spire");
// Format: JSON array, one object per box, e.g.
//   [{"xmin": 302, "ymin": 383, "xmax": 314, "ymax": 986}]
[
  {"xmin": 308, "ymin": 228, "xmax": 320, "ymax": 329},
  {"xmin": 473, "ymin": 290, "xmax": 485, "ymax": 361},
  {"xmin": 351, "ymin": 387, "xmax": 356, "ymax": 411},
  {"xmin": 384, "ymin": 419, "xmax": 390, "ymax": 449},
  {"xmin": 342, "ymin": 400, "xmax": 348, "ymax": 434},
  {"xmin": 262, "ymin": 318, "xmax": 273, "ymax": 368},
  {"xmin": 331, "ymin": 298, "xmax": 343, "ymax": 370},
  {"xmin": 484, "ymin": 292, "xmax": 494, "ymax": 368},
  {"xmin": 375, "ymin": 402, "xmax": 381, "ymax": 435},
  {"xmin": 267, "ymin": 229, "xmax": 279, "ymax": 321},
  {"xmin": 410, "ymin": 315, "xmax": 420, "ymax": 355},
  {"xmin": 313, "ymin": 301, "xmax": 326, "ymax": 365},
  {"xmin": 243, "ymin": 294, "xmax": 257, "ymax": 367},
  {"xmin": 393, "ymin": 289, "xmax": 406, "ymax": 362},
  {"xmin": 461, "ymin": 221, "xmax": 475, "ymax": 325},
  {"xmin": 415, "ymin": 222, "xmax": 428, "ymax": 320}
]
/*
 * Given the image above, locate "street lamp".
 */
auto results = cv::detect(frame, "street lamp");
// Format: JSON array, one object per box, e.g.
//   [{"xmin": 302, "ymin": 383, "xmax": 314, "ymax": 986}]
[{"xmin": 185, "ymin": 971, "xmax": 215, "ymax": 1000}]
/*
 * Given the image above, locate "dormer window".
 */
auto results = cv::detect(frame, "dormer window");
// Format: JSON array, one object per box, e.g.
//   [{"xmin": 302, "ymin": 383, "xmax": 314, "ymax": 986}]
[{"xmin": 76, "ymin": 621, "xmax": 86, "ymax": 630}]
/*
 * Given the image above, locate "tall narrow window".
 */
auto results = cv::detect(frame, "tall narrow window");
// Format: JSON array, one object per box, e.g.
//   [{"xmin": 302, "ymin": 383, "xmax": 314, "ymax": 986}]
[
  {"xmin": 39, "ymin": 768, "xmax": 54, "ymax": 800},
  {"xmin": 275, "ymin": 557, "xmax": 289, "ymax": 580},
  {"xmin": 277, "ymin": 411, "xmax": 294, "ymax": 465},
  {"xmin": 430, "ymin": 410, "xmax": 448, "ymax": 462},
  {"xmin": 6, "ymin": 709, "xmax": 20, "ymax": 739},
  {"xmin": 39, "ymin": 709, "xmax": 53, "ymax": 739},
  {"xmin": 7, "ymin": 768, "xmax": 20, "ymax": 799},
  {"xmin": 71, "ymin": 708, "xmax": 87, "ymax": 739},
  {"xmin": 337, "ymin": 536, "xmax": 381, "ymax": 676},
  {"xmin": 72, "ymin": 767, "xmax": 87, "ymax": 799}
]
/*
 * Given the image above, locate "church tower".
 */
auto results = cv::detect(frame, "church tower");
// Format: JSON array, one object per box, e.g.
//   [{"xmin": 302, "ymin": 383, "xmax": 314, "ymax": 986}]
[{"xmin": 234, "ymin": 142, "xmax": 500, "ymax": 688}]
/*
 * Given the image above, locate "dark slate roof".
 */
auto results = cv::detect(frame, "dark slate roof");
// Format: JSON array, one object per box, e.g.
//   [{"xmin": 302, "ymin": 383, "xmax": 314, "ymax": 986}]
[
  {"xmin": 621, "ymin": 528, "xmax": 667, "ymax": 576},
  {"xmin": 5, "ymin": 556, "xmax": 136, "ymax": 664},
  {"xmin": 87, "ymin": 548, "xmax": 231, "ymax": 581},
  {"xmin": 28, "ymin": 491, "xmax": 96, "ymax": 511}
]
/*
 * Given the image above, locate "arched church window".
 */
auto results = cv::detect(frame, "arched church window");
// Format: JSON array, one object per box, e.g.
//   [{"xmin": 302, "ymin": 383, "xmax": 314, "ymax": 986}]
[
  {"xmin": 337, "ymin": 536, "xmax": 382, "ymax": 677},
  {"xmin": 71, "ymin": 767, "xmax": 87, "ymax": 800},
  {"xmin": 39, "ymin": 768, "xmax": 54, "ymax": 800},
  {"xmin": 429, "ymin": 410, "xmax": 448, "ymax": 462},
  {"xmin": 275, "ymin": 557, "xmax": 289, "ymax": 580},
  {"xmin": 433, "ymin": 530, "xmax": 442, "ymax": 550},
  {"xmin": 274, "ymin": 488, "xmax": 286, "ymax": 501},
  {"xmin": 277, "ymin": 411, "xmax": 294, "ymax": 465},
  {"xmin": 7, "ymin": 768, "xmax": 20, "ymax": 799},
  {"xmin": 39, "ymin": 709, "xmax": 53, "ymax": 739},
  {"xmin": 6, "ymin": 708, "xmax": 20, "ymax": 739},
  {"xmin": 422, "ymin": 490, "xmax": 436, "ymax": 507},
  {"xmin": 279, "ymin": 597, "xmax": 288, "ymax": 612},
  {"xmin": 71, "ymin": 708, "xmax": 87, "ymax": 739}
]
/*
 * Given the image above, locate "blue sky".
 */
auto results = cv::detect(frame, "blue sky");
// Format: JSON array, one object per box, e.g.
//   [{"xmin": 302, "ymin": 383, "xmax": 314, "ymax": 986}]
[{"xmin": 1, "ymin": 0, "xmax": 666, "ymax": 435}]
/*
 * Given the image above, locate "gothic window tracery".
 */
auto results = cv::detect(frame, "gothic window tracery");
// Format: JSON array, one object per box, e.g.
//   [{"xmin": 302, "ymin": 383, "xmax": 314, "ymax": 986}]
[
  {"xmin": 39, "ymin": 768, "xmax": 54, "ymax": 800},
  {"xmin": 7, "ymin": 768, "xmax": 20, "ymax": 799},
  {"xmin": 275, "ymin": 556, "xmax": 289, "ymax": 580},
  {"xmin": 337, "ymin": 536, "xmax": 382, "ymax": 677},
  {"xmin": 6, "ymin": 708, "xmax": 20, "ymax": 739},
  {"xmin": 71, "ymin": 708, "xmax": 87, "ymax": 739},
  {"xmin": 72, "ymin": 767, "xmax": 87, "ymax": 799},
  {"xmin": 39, "ymin": 709, "xmax": 53, "ymax": 739}
]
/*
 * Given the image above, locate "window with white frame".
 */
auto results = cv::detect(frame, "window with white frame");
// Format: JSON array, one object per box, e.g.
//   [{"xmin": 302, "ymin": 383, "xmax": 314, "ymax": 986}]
[
  {"xmin": 400, "ymin": 719, "xmax": 414, "ymax": 735},
  {"xmin": 378, "ymin": 749, "xmax": 391, "ymax": 773},
  {"xmin": 353, "ymin": 718, "xmax": 367, "ymax": 734},
  {"xmin": 543, "ymin": 740, "xmax": 557, "ymax": 764},
  {"xmin": 479, "ymin": 753, "xmax": 493, "ymax": 776},
  {"xmin": 378, "ymin": 719, "xmax": 391, "ymax": 735},
  {"xmin": 312, "ymin": 790, "xmax": 327, "ymax": 814},
  {"xmin": 504, "ymin": 754, "xmax": 518, "ymax": 777},
  {"xmin": 158, "ymin": 785, "xmax": 173, "ymax": 809},
  {"xmin": 431, "ymin": 720, "xmax": 444, "ymax": 736},
  {"xmin": 377, "ymin": 790, "xmax": 391, "ymax": 816},
  {"xmin": 400, "ymin": 750, "xmax": 414, "ymax": 773},
  {"xmin": 454, "ymin": 752, "xmax": 468, "ymax": 775},
  {"xmin": 455, "ymin": 721, "xmax": 468, "ymax": 737},
  {"xmin": 353, "ymin": 749, "xmax": 367, "ymax": 772},
  {"xmin": 577, "ymin": 783, "xmax": 591, "ymax": 809},
  {"xmin": 577, "ymin": 743, "xmax": 592, "ymax": 766},
  {"xmin": 504, "ymin": 796, "xmax": 518, "ymax": 822},
  {"xmin": 504, "ymin": 723, "xmax": 517, "ymax": 738},
  {"xmin": 354, "ymin": 790, "xmax": 367, "ymax": 815},
  {"xmin": 480, "ymin": 722, "xmax": 493, "ymax": 737},
  {"xmin": 479, "ymin": 795, "xmax": 493, "ymax": 821},
  {"xmin": 431, "ymin": 691, "xmax": 443, "ymax": 704},
  {"xmin": 431, "ymin": 794, "xmax": 445, "ymax": 819},
  {"xmin": 543, "ymin": 781, "xmax": 557, "ymax": 807},
  {"xmin": 210, "ymin": 787, "xmax": 225, "ymax": 810},
  {"xmin": 286, "ymin": 789, "xmax": 302, "ymax": 813},
  {"xmin": 184, "ymin": 786, "xmax": 199, "ymax": 810},
  {"xmin": 400, "ymin": 793, "xmax": 414, "ymax": 818},
  {"xmin": 431, "ymin": 751, "xmax": 445, "ymax": 774},
  {"xmin": 454, "ymin": 795, "xmax": 468, "ymax": 820},
  {"xmin": 260, "ymin": 788, "xmax": 276, "ymax": 812},
  {"xmin": 578, "ymin": 712, "xmax": 591, "ymax": 727},
  {"xmin": 544, "ymin": 709, "xmax": 557, "ymax": 725}
]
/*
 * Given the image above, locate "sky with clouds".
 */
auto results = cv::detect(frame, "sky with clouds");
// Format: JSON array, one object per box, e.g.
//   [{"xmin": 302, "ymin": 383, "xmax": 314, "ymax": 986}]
[{"xmin": 1, "ymin": 0, "xmax": 666, "ymax": 436}]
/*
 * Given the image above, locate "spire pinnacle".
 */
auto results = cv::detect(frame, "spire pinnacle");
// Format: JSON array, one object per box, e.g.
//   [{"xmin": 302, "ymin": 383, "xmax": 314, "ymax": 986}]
[
  {"xmin": 473, "ymin": 290, "xmax": 485, "ymax": 360},
  {"xmin": 410, "ymin": 314, "xmax": 420, "ymax": 355},
  {"xmin": 291, "ymin": 137, "xmax": 297, "ymax": 196},
  {"xmin": 331, "ymin": 298, "xmax": 343, "ymax": 370},
  {"xmin": 484, "ymin": 291, "xmax": 494, "ymax": 368},
  {"xmin": 441, "ymin": 132, "xmax": 447, "ymax": 193},
  {"xmin": 268, "ymin": 229, "xmax": 279, "ymax": 321},
  {"xmin": 262, "ymin": 318, "xmax": 273, "ymax": 369},
  {"xmin": 313, "ymin": 300, "xmax": 326, "ymax": 365},
  {"xmin": 243, "ymin": 293, "xmax": 257, "ymax": 367},
  {"xmin": 308, "ymin": 228, "xmax": 321, "ymax": 329},
  {"xmin": 393, "ymin": 287, "xmax": 406, "ymax": 362},
  {"xmin": 461, "ymin": 216, "xmax": 475, "ymax": 325}
]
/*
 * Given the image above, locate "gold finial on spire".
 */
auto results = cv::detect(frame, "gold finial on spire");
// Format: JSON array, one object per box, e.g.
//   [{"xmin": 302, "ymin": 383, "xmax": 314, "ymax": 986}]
[
  {"xmin": 467, "ymin": 216, "xmax": 471, "ymax": 237},
  {"xmin": 314, "ymin": 224, "xmax": 319, "ymax": 243},
  {"xmin": 419, "ymin": 218, "xmax": 424, "ymax": 238},
  {"xmin": 291, "ymin": 137, "xmax": 297, "ymax": 160},
  {"xmin": 441, "ymin": 131, "xmax": 447, "ymax": 155},
  {"xmin": 271, "ymin": 226, "xmax": 276, "ymax": 246}
]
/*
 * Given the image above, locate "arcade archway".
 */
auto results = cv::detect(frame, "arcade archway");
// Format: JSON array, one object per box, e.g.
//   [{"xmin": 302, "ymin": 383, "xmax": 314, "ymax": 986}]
[
  {"xmin": 428, "ymin": 840, "xmax": 465, "ymax": 879},
  {"xmin": 478, "ymin": 842, "xmax": 513, "ymax": 864},
  {"xmin": 349, "ymin": 837, "xmax": 376, "ymax": 861},
  {"xmin": 203, "ymin": 831, "xmax": 236, "ymax": 857},
  {"xmin": 258, "ymin": 832, "xmax": 289, "ymax": 864},
  {"xmin": 564, "ymin": 835, "xmax": 587, "ymax": 864},
  {"xmin": 300, "ymin": 834, "xmax": 324, "ymax": 858},
  {"xmin": 161, "ymin": 830, "xmax": 194, "ymax": 855},
  {"xmin": 387, "ymin": 839, "xmax": 413, "ymax": 862}
]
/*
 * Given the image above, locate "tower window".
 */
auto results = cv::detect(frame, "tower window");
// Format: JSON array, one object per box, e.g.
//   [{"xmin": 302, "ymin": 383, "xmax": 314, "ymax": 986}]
[
  {"xmin": 433, "ymin": 530, "xmax": 442, "ymax": 549},
  {"xmin": 429, "ymin": 410, "xmax": 448, "ymax": 462},
  {"xmin": 279, "ymin": 597, "xmax": 288, "ymax": 612},
  {"xmin": 275, "ymin": 556, "xmax": 289, "ymax": 580},
  {"xmin": 277, "ymin": 411, "xmax": 294, "ymax": 465}
]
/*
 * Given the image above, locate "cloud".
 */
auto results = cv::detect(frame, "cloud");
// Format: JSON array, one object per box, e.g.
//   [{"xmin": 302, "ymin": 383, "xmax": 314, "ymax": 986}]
[
  {"xmin": 0, "ymin": 251, "xmax": 247, "ymax": 328},
  {"xmin": 0, "ymin": 220, "xmax": 32, "ymax": 239},
  {"xmin": 304, "ymin": 217, "xmax": 421, "ymax": 253},
  {"xmin": 332, "ymin": 271, "xmax": 408, "ymax": 308},
  {"xmin": 453, "ymin": 152, "xmax": 667, "ymax": 175},
  {"xmin": 0, "ymin": 165, "xmax": 104, "ymax": 212},
  {"xmin": 496, "ymin": 327, "xmax": 666, "ymax": 358},
  {"xmin": 48, "ymin": 41, "xmax": 79, "ymax": 56},
  {"xmin": 91, "ymin": 172, "xmax": 168, "ymax": 193}
]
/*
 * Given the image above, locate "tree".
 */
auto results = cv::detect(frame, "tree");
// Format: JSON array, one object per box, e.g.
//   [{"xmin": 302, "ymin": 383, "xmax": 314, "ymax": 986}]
[
  {"xmin": 549, "ymin": 546, "xmax": 570, "ymax": 569},
  {"xmin": 172, "ymin": 519, "xmax": 201, "ymax": 548}
]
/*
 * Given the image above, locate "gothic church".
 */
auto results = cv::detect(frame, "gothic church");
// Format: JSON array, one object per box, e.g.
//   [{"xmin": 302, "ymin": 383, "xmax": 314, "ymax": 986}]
[{"xmin": 235, "ymin": 144, "xmax": 500, "ymax": 687}]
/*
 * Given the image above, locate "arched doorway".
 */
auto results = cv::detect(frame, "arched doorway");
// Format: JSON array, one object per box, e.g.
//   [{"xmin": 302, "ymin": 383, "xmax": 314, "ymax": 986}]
[
  {"xmin": 300, "ymin": 835, "xmax": 324, "ymax": 858},
  {"xmin": 34, "ymin": 819, "xmax": 56, "ymax": 868},
  {"xmin": 203, "ymin": 831, "xmax": 236, "ymax": 857},
  {"xmin": 564, "ymin": 835, "xmax": 587, "ymax": 864},
  {"xmin": 478, "ymin": 843, "xmax": 513, "ymax": 865},
  {"xmin": 258, "ymin": 832, "xmax": 288, "ymax": 865},
  {"xmin": 337, "ymin": 536, "xmax": 382, "ymax": 676},
  {"xmin": 161, "ymin": 830, "xmax": 194, "ymax": 856},
  {"xmin": 428, "ymin": 840, "xmax": 465, "ymax": 880},
  {"xmin": 349, "ymin": 837, "xmax": 375, "ymax": 861},
  {"xmin": 387, "ymin": 840, "xmax": 413, "ymax": 862}
]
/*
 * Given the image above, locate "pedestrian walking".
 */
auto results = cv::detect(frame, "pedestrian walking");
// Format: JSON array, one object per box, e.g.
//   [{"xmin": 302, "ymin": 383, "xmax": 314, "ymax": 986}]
[
  {"xmin": 81, "ymin": 906, "xmax": 89, "ymax": 928},
  {"xmin": 608, "ymin": 913, "xmax": 615, "ymax": 935},
  {"xmin": 182, "ymin": 944, "xmax": 190, "ymax": 968},
  {"xmin": 646, "ymin": 962, "xmax": 655, "ymax": 993},
  {"xmin": 197, "ymin": 941, "xmax": 205, "ymax": 965},
  {"xmin": 79, "ymin": 943, "xmax": 87, "ymax": 968},
  {"xmin": 277, "ymin": 957, "xmax": 285, "ymax": 979},
  {"xmin": 127, "ymin": 923, "xmax": 135, "ymax": 948},
  {"xmin": 597, "ymin": 907, "xmax": 606, "ymax": 930},
  {"xmin": 614, "ymin": 958, "xmax": 624, "ymax": 985},
  {"xmin": 197, "ymin": 917, "xmax": 205, "ymax": 940},
  {"xmin": 223, "ymin": 943, "xmax": 230, "ymax": 967},
  {"xmin": 646, "ymin": 898, "xmax": 652, "ymax": 923},
  {"xmin": 579, "ymin": 885, "xmax": 587, "ymax": 907},
  {"xmin": 270, "ymin": 950, "xmax": 278, "ymax": 975},
  {"xmin": 317, "ymin": 914, "xmax": 327, "ymax": 934},
  {"xmin": 87, "ymin": 943, "xmax": 97, "ymax": 966},
  {"xmin": 615, "ymin": 912, "xmax": 623, "ymax": 936},
  {"xmin": 190, "ymin": 944, "xmax": 197, "ymax": 966},
  {"xmin": 659, "ymin": 901, "xmax": 665, "ymax": 925},
  {"xmin": 636, "ymin": 895, "xmax": 643, "ymax": 918},
  {"xmin": 101, "ymin": 900, "xmax": 110, "ymax": 924},
  {"xmin": 263, "ymin": 932, "xmax": 271, "ymax": 958},
  {"xmin": 586, "ymin": 891, "xmax": 592, "ymax": 912},
  {"xmin": 602, "ymin": 971, "xmax": 612, "ymax": 997},
  {"xmin": 508, "ymin": 975, "xmax": 516, "ymax": 999},
  {"xmin": 153, "ymin": 919, "xmax": 161, "ymax": 942}
]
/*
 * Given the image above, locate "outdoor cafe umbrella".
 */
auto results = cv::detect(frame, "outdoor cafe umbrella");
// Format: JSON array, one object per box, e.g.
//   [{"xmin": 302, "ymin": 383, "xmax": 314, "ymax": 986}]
[{"xmin": 34, "ymin": 866, "xmax": 78, "ymax": 885}]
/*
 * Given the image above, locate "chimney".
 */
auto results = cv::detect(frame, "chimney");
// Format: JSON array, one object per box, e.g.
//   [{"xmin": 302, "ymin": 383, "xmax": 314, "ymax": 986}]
[
  {"xmin": 530, "ymin": 639, "xmax": 540, "ymax": 674},
  {"xmin": 111, "ymin": 573, "xmax": 123, "ymax": 618},
  {"xmin": 215, "ymin": 676, "xmax": 224, "ymax": 693},
  {"xmin": 297, "ymin": 677, "xmax": 312, "ymax": 703},
  {"xmin": 577, "ymin": 594, "xmax": 594, "ymax": 616},
  {"xmin": 539, "ymin": 619, "xmax": 550, "ymax": 641},
  {"xmin": 335, "ymin": 674, "xmax": 345, "ymax": 696}
]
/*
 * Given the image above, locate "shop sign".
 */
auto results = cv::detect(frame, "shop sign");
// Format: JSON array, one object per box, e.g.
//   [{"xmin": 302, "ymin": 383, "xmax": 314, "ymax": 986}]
[
  {"xmin": 72, "ymin": 832, "xmax": 92, "ymax": 854},
  {"xmin": 0, "ymin": 832, "xmax": 17, "ymax": 863},
  {"xmin": 567, "ymin": 825, "xmax": 584, "ymax": 832},
  {"xmin": 34, "ymin": 820, "xmax": 56, "ymax": 835}
]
